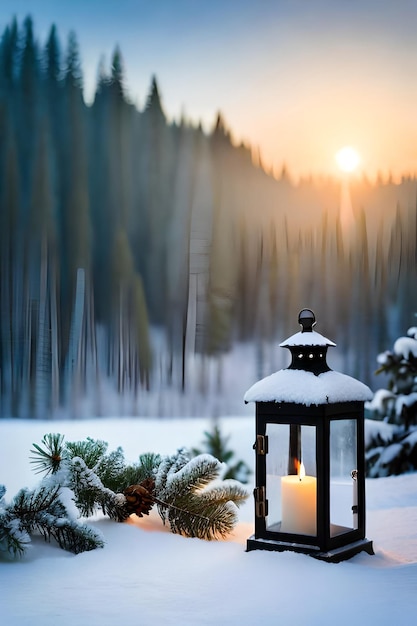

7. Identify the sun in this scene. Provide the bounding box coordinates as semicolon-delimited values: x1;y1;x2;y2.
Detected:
335;146;361;173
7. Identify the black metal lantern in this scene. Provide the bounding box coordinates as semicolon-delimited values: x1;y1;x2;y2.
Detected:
245;309;374;562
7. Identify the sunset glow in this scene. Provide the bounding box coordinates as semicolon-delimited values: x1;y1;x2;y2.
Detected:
335;147;361;173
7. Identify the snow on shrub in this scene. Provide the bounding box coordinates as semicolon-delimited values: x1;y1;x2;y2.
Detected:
366;323;417;477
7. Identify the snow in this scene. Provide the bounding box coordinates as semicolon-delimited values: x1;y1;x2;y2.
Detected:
244;369;373;405
364;418;395;448
366;388;396;414
375;443;404;467
1;416;417;625
396;392;417;414
404;429;417;447
279;329;336;347
393;336;417;359
376;351;390;365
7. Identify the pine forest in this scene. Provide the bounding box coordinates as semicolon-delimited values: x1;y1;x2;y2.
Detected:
1;16;417;418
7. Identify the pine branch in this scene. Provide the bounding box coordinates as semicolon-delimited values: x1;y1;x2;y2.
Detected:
0;511;31;558
137;452;162;480
11;485;65;526
115;464;152;492
156;451;219;502
97;451;161;494
1;484;103;558
196;480;248;505
66;441;160;495
152;495;210;524
26;435;248;548
65;437;108;469
94;446;126;491
30;433;65;475
33;515;104;554
163;495;238;540
68;457;129;521
154;451;248;539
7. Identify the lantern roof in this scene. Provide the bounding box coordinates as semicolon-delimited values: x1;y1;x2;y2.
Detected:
244;369;373;406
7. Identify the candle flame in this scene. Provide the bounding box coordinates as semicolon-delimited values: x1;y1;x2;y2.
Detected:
298;462;306;481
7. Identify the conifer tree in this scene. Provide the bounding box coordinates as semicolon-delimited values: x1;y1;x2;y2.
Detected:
165;121;196;389
140;75;172;323
145;75;164;117
0;115;21;415
18;16;40;202
0;18;19;91
44;24;61;84
110;45;124;100
89;58;113;325
59;30;91;394
207;112;237;354
95;54;108;96
29;120;56;416
64;31;83;91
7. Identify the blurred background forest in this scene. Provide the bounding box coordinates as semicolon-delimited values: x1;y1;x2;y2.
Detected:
1;17;416;418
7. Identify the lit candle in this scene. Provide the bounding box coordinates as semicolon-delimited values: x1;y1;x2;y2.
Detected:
281;463;317;535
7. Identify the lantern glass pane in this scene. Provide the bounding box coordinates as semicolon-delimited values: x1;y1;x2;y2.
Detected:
330;418;357;536
265;423;317;536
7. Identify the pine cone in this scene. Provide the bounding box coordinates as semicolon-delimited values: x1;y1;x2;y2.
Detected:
124;478;155;517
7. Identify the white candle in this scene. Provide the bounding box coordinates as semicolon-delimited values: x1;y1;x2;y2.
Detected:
280;464;317;535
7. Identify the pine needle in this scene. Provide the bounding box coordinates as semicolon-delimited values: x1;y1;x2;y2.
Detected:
153;495;210;523
30;433;65;475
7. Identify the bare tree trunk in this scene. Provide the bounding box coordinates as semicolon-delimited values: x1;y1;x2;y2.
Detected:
64;267;85;415
50;260;59;414
34;234;49;418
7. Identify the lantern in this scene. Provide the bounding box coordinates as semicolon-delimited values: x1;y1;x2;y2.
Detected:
245;309;374;562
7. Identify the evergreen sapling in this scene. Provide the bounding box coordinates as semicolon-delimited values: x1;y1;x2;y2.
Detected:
366;322;417;476
191;424;251;484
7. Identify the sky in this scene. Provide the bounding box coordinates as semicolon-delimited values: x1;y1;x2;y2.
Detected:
2;0;417;179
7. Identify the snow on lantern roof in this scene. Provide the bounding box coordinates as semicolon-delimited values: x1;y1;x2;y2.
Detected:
280;330;336;348
244;369;373;406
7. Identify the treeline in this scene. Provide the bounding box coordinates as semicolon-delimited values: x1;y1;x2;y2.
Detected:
0;16;416;417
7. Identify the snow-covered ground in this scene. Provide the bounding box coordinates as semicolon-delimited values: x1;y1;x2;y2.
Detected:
1;417;417;625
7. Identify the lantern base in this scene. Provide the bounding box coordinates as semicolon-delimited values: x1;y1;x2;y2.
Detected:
246;535;374;563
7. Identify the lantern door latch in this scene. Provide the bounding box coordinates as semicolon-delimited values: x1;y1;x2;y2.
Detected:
253;434;268;455
254;486;268;518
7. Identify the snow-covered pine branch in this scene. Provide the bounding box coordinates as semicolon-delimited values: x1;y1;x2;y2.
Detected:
1;433;249;558
0;483;104;559
68;456;129;521
154;449;248;539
